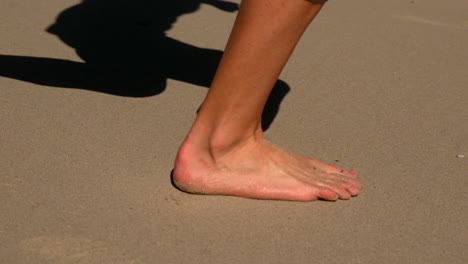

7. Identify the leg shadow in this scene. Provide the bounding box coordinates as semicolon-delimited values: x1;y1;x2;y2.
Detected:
0;0;290;129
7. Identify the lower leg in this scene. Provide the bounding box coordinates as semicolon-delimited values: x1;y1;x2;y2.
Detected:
193;0;325;153
173;0;362;201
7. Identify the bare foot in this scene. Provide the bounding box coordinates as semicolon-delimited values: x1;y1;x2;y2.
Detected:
173;136;362;201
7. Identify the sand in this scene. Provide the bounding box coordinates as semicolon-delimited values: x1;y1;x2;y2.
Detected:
1;0;467;263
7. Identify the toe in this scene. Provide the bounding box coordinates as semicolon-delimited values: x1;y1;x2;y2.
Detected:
344;183;360;197
347;170;358;178
322;175;361;198
318;188;339;201
325;182;352;200
336;187;351;200
337;169;358;178
344;180;363;196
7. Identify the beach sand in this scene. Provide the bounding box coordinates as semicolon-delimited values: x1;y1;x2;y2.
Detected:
1;0;467;263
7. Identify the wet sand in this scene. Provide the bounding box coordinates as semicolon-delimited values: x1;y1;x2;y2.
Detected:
1;0;467;263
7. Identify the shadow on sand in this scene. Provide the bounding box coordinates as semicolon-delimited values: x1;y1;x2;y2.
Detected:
0;0;290;130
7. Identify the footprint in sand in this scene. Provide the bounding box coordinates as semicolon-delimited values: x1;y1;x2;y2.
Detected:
395;15;468;30
19;236;137;264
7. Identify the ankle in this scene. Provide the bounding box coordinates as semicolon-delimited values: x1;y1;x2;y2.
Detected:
185;120;263;158
210;132;259;157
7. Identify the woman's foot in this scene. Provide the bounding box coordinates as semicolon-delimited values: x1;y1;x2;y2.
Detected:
173;134;362;201
171;0;362;202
